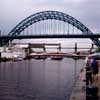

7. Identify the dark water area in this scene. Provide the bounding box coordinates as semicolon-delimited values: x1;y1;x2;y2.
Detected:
0;58;84;100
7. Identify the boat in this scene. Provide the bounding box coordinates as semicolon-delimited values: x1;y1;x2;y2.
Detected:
34;55;47;60
29;53;47;60
16;56;23;61
13;55;23;61
51;56;63;60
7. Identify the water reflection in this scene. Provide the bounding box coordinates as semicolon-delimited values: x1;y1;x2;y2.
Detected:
0;58;84;100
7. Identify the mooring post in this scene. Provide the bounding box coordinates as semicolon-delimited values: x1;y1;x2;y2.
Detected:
59;43;61;51
43;43;46;52
29;44;32;54
75;43;77;53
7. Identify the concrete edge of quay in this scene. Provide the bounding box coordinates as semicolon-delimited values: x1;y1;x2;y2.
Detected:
69;66;86;100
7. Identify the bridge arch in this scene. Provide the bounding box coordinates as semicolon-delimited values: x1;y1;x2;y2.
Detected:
8;11;100;46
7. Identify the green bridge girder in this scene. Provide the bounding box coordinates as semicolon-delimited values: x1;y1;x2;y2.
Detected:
1;11;100;47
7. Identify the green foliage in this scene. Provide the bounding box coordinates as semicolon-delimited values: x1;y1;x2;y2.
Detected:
95;48;100;53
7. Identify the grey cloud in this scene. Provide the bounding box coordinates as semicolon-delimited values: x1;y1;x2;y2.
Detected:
0;0;100;34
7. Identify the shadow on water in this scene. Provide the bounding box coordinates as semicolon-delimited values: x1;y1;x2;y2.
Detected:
0;58;84;100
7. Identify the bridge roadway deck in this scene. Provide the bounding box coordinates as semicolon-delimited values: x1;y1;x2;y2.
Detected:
1;34;100;39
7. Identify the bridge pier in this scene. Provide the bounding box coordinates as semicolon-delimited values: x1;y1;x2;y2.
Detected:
0;40;2;47
75;43;77;53
43;46;46;52
0;40;5;47
0;30;1;47
0;52;1;62
89;43;94;53
8;40;12;47
24;48;31;58
0;30;3;47
0;39;9;47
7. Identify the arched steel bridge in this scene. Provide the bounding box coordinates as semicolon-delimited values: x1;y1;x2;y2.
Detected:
1;11;100;47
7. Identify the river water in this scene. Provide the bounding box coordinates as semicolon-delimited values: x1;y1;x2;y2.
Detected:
0;58;84;100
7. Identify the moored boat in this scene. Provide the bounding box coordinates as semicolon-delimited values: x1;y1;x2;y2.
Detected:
51;56;63;60
34;55;47;60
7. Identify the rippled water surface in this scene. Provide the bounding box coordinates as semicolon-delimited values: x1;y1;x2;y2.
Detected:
0;58;84;100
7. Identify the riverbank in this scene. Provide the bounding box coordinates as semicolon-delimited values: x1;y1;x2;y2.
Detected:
0;53;86;62
0;57;13;62
96;68;100;100
69;60;100;100
89;61;100;100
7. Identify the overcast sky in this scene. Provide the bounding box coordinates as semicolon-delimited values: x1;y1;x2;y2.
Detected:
0;0;100;35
